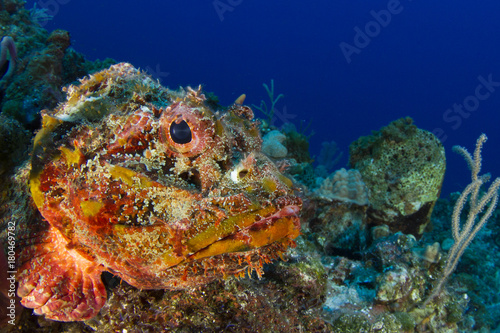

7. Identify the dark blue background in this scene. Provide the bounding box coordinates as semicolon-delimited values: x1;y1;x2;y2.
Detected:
26;0;500;196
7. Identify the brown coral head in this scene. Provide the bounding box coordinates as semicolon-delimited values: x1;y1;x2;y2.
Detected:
160;102;215;157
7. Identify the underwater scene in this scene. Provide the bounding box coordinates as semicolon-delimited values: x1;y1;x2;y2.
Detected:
1;0;500;332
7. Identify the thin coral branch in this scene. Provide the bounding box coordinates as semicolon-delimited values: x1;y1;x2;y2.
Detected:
252;79;284;124
424;134;500;306
28;3;54;26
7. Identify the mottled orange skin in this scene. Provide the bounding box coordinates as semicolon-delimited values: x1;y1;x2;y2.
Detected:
17;63;301;321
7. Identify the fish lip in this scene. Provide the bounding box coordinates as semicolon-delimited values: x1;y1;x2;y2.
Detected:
233;193;302;235
246;204;301;230
214;203;302;245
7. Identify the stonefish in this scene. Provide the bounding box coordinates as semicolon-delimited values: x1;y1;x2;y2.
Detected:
16;63;301;321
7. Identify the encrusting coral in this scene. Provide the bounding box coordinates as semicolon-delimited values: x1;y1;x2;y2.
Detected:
350;117;446;237
262;129;288;158
305;169;370;254
314;168;369;206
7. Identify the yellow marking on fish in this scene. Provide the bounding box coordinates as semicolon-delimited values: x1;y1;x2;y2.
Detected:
80;200;104;217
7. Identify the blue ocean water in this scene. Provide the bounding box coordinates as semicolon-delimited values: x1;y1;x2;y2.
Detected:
26;0;500;196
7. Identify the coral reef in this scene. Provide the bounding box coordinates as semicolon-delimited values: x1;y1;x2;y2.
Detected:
0;113;30;175
298;169;369;255
314;168;369;206
306;200;368;254
275;123;317;188
426;195;500;331
0;3;114;128
2;105;499;331
84;254;330;332
320;231;467;332
350;117;446;237
7;251;332;332
425;134;500;305
0;5;499;329
262;129;288;158
0;0;24;14
282;122;313;164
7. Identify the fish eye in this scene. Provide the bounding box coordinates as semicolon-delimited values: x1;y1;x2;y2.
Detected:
170;120;192;144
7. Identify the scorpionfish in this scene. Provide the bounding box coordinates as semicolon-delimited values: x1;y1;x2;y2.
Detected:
16;63;301;321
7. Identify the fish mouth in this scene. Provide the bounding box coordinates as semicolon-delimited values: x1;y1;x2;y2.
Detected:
110;201;302;290
185;202;302;263
104;202;302;290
